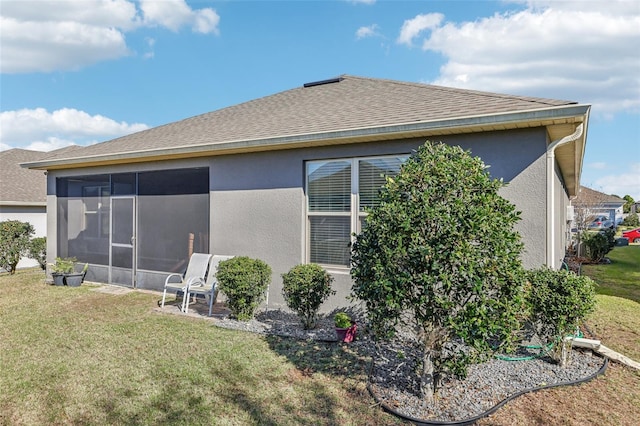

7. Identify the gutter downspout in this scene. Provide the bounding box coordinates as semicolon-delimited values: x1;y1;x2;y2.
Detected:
546;123;584;268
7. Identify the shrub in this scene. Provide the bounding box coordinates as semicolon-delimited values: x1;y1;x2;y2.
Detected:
622;214;639;227
351;141;526;401
50;257;76;274
28;237;47;270
583;228;615;262
0;220;35;275
216;256;272;321
526;267;597;366
282;263;335;329
334;312;352;328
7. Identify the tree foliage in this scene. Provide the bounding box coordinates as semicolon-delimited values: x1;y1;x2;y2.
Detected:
622;195;635;214
350;141;526;401
0;220;35;275
28;237;47;270
622;213;639;227
216;256;272;321
282;263;335;329
526;267;596;366
583;229;615;262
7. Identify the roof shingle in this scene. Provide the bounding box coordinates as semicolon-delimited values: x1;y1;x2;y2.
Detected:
34;75;577;164
0;149;48;204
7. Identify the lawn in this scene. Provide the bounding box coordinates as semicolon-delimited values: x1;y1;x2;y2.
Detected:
1;264;639;426
582;244;640;304
0;269;403;426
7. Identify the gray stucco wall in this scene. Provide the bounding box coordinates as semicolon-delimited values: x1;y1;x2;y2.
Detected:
206;127;549;311
553;161;570;269
45;127;552;312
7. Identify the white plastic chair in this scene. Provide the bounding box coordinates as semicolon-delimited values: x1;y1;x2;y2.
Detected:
184;255;234;316
161;253;212;312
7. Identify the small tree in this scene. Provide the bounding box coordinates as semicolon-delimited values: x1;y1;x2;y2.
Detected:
622;214;639;227
28;237;47;270
571;187;612;257
282;264;335;329
0;220;35;274
622;195;634;214
583;228;615;262
351;141;526;402
526;267;596;367
216;256;272;321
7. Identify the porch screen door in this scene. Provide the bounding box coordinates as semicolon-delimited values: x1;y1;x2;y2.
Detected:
110;196;136;287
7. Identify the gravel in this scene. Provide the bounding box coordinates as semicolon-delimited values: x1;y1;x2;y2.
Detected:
210;309;606;424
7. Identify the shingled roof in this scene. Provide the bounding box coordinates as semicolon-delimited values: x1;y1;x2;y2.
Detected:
0;149;48;205
22;75;590;196
575;186;625;206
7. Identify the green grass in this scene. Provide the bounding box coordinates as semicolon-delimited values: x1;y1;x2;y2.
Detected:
580;245;640;363
3;255;639;426
0;269;402;426
581;245;640;304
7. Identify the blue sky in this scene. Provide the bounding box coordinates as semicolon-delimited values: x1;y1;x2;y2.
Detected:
1;0;639;199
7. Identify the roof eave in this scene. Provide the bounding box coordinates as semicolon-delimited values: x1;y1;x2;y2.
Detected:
0;201;47;207
22;104;591;171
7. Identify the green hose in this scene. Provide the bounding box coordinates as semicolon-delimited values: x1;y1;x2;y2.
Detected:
495;329;584;361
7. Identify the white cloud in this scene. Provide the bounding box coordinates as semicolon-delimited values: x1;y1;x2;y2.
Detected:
0;108;148;151
139;0;219;34
356;24;380;39
587;162;608;170
593;164;640;200
0;0;220;73
401;1;640;115
193;8;221;35
25;137;79;153
397;13;444;46
347;0;376;4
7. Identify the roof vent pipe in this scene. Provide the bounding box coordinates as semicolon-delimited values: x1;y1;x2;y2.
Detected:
546;123;584;268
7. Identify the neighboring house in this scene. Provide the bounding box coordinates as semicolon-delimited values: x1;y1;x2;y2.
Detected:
0;149;48;269
1;146;84;270
23;75;590;310
573;186;625;227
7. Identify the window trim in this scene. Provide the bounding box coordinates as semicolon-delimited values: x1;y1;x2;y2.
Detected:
305;154;409;270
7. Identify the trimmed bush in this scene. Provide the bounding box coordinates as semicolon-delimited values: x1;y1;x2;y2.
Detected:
351;141;526;401
526;267;596;366
216;256;272;321
0;220;35;275
282;264;335;329
28;237;47;270
622;214;639;227
583;228;615;262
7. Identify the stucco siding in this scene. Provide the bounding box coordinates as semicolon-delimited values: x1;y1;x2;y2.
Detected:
553;161;570;269
205;128;548;311
44;127;552;311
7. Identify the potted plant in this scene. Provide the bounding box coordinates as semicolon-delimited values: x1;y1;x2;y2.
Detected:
64;262;88;287
49;257;75;286
334;311;357;343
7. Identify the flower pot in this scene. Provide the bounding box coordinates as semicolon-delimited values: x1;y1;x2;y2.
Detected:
52;273;65;286
335;323;357;343
64;273;84;287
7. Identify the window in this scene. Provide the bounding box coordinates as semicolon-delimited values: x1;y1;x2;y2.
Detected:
306;155;408;267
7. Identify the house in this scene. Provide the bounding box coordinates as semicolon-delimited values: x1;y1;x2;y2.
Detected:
0;149;48;269
573;186;625;227
1;146;84;270
22;75;590;310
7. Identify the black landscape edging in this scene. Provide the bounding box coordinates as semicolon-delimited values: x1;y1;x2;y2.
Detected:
367;355;609;426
